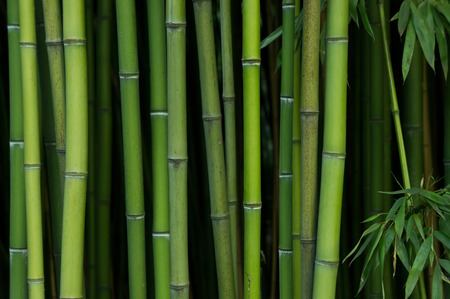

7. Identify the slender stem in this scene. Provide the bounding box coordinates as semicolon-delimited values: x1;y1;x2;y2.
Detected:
242;0;261;294
8;0;27;296
166;0;189;296
292;0;302;297
59;0;88;297
312;0;349;296
19;0;46;296
300;0;321;297
96;0;113;297
278;0;295;296
219;0;239;292
148;0;170;296
115;0;148;297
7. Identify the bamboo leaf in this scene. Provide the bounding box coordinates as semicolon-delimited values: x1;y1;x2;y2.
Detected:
406;216;414;241
413;214;425;241
358;0;374;38
405;235;433;298
349;230;378;266
361;224;385;272
439;259;450;274
421;189;450;206
350;0;359;26
396;237;411;271
411;2;435;71
435;231;450;251
395;197;406;239
384;227;395;254
411;230;420;250
402;20;416;80
439;217;450;237
362;213;385;223
432;264;443;299
433;2;450;26
426;199;446;219
381;188;422;195
344;222;381;263
398;0;411;36
387;197;405;220
261;26;282;49
357;255;375;294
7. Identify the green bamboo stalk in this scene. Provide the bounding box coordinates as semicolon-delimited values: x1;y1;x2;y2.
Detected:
300;0;320;297
85;0;96;296
115;0;147;298
59;0;88;297
192;1;236;297
19;0;45;296
242;0;261;294
148;0;170;296
219;0;239;292
166;0;189;295
96;0;113;297
403;44;423;189
312;0;349;297
278;0;295;296
368;1;384;296
8;0;27;296
292;0;302;296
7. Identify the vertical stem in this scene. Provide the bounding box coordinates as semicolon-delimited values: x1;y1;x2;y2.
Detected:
242;0;261;295
59;0;88;297
19;0;46;296
192;0;236;297
292;0;302;296
115;0;148;297
166;0;189;296
8;0;28;297
219;0;239;292
312;0;349;297
96;0;113;297
148;0;170;296
300;0;321;296
278;0;295;296
85;0;96;296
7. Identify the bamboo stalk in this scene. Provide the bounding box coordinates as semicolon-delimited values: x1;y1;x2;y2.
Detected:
242;0;261;294
148;0;170;296
115;0;148;297
166;0;189;294
278;0;295;296
192;0;236;297
292;0;302;296
8;0;27;296
96;0;113;297
300;0;321;297
312;0;349;296
219;0;239;292
59;0;88;297
19;0;46;296
85;0;96;296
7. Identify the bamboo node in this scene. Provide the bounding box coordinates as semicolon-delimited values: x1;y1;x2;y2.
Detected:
45;40;63;47
165;22;187;28
279;173;293;179
222;95;235;102
27;278;45;284
7;24;20;30
278;249;293;255
24;163;42;170
280;96;294;103
19;42;37;48
9;248;27;254
228;201;238;206
210;214;230;221
315;259;339;267
325;37;348;43
300;110;319;115
63;39;86;46
281;3;296;9
202;115;222;122
300;238;317;244
152;232;170;238
168;157;188;165
65;172;88;179
243;203;262;210
170;283;190;290
322;151;346;159
126;213;145;220
241;58;261;66
150;111;168;117
119;72;139;79
9;141;24;148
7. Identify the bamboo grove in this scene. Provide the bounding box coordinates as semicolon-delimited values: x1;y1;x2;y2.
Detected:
1;0;450;298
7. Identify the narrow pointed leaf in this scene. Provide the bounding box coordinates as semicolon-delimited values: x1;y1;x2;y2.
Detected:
411;2;435;70
396;237;411;271
387;197;405;220
433;3;450;25
350;0;359;26
435;231;450;251
344;222;381;263
358;0;373;37
381;188;422;195
357;256;375;294
398;0;411;36
410;230;420;250
432;264;443;299
406;216;414;241
261;27;282;49
421;189;449;206
349;230;378;265
395;197;406;239
413;214;425;241
405;235;433;298
402;20;416;80
439;259;450;274
362;213;385;223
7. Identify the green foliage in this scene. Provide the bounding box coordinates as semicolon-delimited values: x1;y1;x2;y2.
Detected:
345;185;450;298
392;0;450;80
